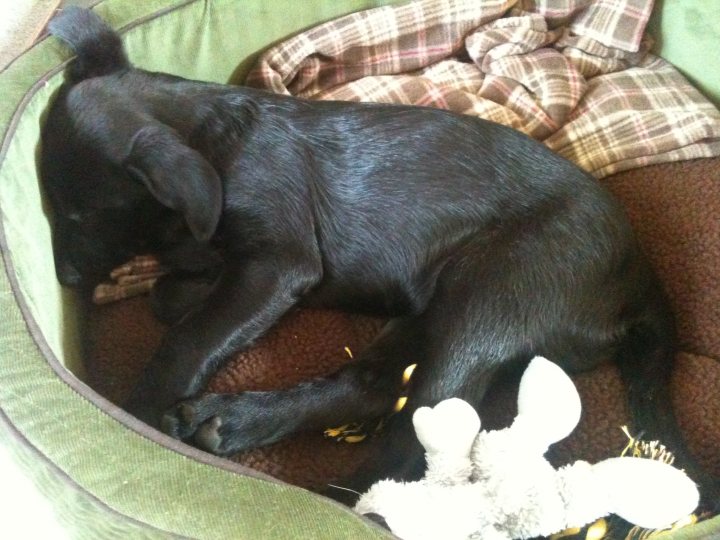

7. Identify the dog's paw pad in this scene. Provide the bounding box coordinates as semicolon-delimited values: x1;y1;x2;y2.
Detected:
160;402;200;440
178;402;196;425
195;416;223;453
160;411;180;437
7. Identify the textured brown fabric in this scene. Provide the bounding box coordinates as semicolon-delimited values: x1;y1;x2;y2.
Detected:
84;157;720;489
601;156;720;476
603;158;720;359
85;300;385;490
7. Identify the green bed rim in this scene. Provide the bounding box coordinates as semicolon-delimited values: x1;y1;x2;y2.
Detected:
0;404;191;539
0;0;717;538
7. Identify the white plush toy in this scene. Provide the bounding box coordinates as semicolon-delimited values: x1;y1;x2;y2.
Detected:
355;357;699;540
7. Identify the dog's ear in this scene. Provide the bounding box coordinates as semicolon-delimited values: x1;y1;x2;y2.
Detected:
125;125;222;242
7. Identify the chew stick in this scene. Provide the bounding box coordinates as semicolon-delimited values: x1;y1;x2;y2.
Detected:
93;255;167;304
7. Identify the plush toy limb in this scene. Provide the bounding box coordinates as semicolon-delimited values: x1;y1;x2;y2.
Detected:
591;457;699;529
555;457;700;531
555;460;613;529
514;357;581;452
413;398;480;455
413;398;480;485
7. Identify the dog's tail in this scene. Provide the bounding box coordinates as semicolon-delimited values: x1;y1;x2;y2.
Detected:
48;6;129;82
616;288;719;507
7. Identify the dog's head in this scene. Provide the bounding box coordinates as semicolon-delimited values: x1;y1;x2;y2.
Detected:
40;7;223;288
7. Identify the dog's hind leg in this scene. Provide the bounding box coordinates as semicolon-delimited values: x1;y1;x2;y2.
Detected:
331;225;667;501
327;234;572;499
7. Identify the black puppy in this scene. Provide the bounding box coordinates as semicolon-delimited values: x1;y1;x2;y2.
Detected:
42;7;714;502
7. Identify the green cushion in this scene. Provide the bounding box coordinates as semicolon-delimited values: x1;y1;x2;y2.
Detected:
648;0;720;107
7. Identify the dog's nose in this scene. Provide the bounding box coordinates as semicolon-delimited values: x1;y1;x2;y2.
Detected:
57;260;83;287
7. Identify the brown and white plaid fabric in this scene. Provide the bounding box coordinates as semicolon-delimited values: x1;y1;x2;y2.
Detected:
245;0;720;177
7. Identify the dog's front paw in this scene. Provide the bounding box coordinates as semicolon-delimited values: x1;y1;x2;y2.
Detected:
161;394;230;451
160;392;284;455
160;401;206;440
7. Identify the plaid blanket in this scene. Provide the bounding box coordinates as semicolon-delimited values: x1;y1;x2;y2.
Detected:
245;0;720;177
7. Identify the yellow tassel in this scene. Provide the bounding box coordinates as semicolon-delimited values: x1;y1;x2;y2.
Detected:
586;519;607;540
344;346;353;359
402;363;417;385
394;396;408;413
324;425;350;438
619;426;674;465
620;425;637;457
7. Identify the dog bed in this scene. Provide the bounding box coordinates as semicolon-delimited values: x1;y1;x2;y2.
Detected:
0;0;719;539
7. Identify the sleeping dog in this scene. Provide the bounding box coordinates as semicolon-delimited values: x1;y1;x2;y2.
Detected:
41;7;716;502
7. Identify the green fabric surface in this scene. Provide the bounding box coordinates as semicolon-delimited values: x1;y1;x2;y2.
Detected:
649;0;720;107
0;0;717;538
666;516;720;540
0;74;84;375
0;410;179;539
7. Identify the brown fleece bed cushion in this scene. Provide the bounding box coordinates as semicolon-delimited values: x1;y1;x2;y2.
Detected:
84;156;720;491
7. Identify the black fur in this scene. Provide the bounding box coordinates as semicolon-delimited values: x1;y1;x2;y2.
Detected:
41;8;717;505
49;6;129;82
